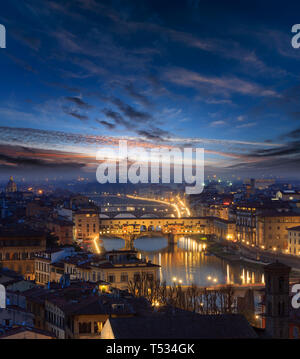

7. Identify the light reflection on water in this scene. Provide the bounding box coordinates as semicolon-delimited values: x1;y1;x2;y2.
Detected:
101;236;264;286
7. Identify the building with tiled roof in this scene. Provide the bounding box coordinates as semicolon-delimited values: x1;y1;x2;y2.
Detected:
62;250;160;290
41;280;147;339
0;325;55;339
34;247;76;286
0;226;46;280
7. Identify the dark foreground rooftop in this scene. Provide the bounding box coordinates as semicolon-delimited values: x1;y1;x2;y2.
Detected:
107;313;258;339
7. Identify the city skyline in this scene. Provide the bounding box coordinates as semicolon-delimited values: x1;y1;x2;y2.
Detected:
1;1;300;179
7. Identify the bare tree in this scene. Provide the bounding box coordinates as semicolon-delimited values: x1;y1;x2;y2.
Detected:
127;277;238;315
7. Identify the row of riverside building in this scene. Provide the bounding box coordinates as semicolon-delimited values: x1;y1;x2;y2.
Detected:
190;197;300;255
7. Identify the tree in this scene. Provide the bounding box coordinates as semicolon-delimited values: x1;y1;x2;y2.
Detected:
127;275;238;315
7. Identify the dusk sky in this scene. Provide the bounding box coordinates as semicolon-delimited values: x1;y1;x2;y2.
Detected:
1;0;300;179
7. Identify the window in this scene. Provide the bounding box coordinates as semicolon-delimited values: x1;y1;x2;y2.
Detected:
279;277;284;292
268;301;272;316
121;273;128;282
134;273;141;282
108;274;115;283
278;302;285;316
147;273;154;281
79;322;91;334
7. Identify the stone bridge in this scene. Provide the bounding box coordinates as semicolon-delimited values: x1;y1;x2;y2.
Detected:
99;215;237;244
99;216;213;248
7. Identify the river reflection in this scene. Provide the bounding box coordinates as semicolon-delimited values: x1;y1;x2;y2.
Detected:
101;236;265;287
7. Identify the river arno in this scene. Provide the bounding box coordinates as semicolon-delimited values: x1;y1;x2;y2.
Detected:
101;236;265;287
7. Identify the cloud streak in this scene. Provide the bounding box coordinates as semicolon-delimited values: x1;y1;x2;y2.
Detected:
163;68;279;98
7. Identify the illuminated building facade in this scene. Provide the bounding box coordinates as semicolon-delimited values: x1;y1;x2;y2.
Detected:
256;211;300;250
74;209;100;241
236;206;258;245
287;226;300;256
213;218;236;241
236;204;300;250
0;227;46;280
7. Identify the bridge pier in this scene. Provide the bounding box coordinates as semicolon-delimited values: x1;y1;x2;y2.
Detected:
168;233;179;246
124;239;135;250
123;234;136;250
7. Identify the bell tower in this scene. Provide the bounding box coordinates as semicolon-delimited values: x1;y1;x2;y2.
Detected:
264;261;291;338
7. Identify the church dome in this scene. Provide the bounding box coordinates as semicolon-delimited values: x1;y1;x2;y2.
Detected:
6;176;17;193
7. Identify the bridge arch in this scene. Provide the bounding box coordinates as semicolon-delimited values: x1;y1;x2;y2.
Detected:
12;253;19;260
